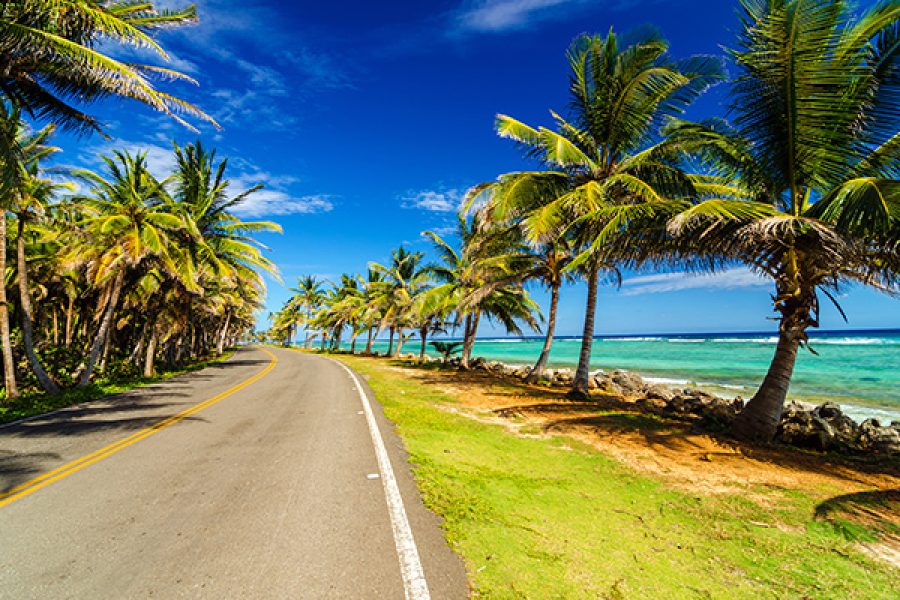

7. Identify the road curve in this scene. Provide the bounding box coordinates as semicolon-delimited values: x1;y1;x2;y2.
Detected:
0;346;467;599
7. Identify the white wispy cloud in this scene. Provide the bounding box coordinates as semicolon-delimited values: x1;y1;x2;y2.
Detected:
456;0;576;32
227;172;334;218
454;0;649;34
400;188;463;212
77;139;177;179
620;268;770;297
73;139;333;218
228;191;334;218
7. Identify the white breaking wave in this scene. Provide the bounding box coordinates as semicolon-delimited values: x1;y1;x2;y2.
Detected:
812;337;897;345
710;337;779;344
644;376;691;386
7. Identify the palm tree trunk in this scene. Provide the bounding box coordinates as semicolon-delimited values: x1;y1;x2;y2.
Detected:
79;270;125;387
0;214;18;399
216;312;231;355
98;327;111;373
51;307;59;346
129;330;146;366
333;325;343;351
144;327;158;378
570;261;600;399
732;327;803;441
393;328;404;357
419;326;428;362
461;311;481;369
527;283;560;383
350;333;358;354
387;326;395;357
304;308;312;348
64;295;75;348
365;327;375;354
16;217;59;394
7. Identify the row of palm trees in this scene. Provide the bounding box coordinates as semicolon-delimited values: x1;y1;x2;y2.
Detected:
1;125;277;398
276;0;899;443
271;227;542;368
0;2;276;399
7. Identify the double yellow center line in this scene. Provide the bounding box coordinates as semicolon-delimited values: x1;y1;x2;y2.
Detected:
0;347;277;509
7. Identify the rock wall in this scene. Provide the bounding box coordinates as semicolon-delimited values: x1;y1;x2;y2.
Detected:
423;356;900;456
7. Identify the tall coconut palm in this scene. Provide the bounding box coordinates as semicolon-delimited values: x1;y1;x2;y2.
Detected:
476;30;724;396
518;240;579;382
424;216;540;367
361;267;386;354
72;150;186;386
9;121;72;394
171;140;280;355
290;275;326;348
0;1;214;133
663;0;900;440
370;247;429;357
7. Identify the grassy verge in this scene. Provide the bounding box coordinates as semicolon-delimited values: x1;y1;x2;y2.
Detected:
333;353;898;599
0;351;236;425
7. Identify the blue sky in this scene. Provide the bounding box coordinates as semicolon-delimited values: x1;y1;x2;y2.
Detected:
53;0;898;336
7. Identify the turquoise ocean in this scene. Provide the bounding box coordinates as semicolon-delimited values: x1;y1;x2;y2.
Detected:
359;329;900;422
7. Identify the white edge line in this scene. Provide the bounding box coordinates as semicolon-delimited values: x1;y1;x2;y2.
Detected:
331;358;431;600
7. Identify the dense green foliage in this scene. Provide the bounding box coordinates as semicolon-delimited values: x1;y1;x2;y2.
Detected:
0;2;278;403
0;129;278;401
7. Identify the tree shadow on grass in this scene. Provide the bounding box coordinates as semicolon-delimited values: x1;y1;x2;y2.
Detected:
535;408;900;482
814;489;900;543
365;357;900;483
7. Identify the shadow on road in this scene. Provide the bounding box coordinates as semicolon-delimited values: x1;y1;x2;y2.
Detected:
0;450;63;494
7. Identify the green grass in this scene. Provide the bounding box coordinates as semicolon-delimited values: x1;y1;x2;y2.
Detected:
333;354;899;599
0;351;236;425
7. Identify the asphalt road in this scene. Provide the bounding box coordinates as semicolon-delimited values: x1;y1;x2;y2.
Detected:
0;346;467;599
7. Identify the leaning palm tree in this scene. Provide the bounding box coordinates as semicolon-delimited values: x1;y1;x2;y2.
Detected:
663;0;900;441
518;240;578;382
0;1;214;134
424;216;540;367
473;30;724;397
9;120;72;394
72;150;186;386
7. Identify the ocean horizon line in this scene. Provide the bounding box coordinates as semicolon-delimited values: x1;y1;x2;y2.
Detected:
363;326;900;344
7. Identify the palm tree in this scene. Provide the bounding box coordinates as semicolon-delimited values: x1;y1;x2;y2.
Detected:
370;247;429;357
475;30;724;396
663;0;900;441
518;240;578;382
0;1;214;133
361;267;385;354
170;140;280;356
290;275;326;348
72;150;186;386
424;216;540;368
8;116;71;394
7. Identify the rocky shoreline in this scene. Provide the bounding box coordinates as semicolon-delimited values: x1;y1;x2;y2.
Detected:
413;355;900;456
